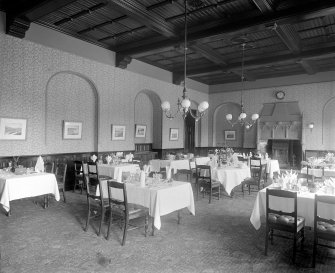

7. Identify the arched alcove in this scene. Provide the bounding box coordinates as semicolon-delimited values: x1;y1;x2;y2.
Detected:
322;97;335;148
45;71;99;153
134;90;162;149
213;102;244;147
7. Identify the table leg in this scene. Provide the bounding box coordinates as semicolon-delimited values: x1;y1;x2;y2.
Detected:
177;210;181;224
151;217;155;236
6;209;11;217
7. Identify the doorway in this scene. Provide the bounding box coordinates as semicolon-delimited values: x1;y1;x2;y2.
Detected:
184;110;195;153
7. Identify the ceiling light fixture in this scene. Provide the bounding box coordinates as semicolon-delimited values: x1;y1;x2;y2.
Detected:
161;0;209;122
226;40;259;129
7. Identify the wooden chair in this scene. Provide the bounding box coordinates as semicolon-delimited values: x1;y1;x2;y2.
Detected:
195;164;220;203
312;195;335;267
73;160;84;194
55;163;67;203
44;161;55;173
43;161;55;208
176;159;195;182
242;157;266;195
106;180;148;245
265;189;305;264
84;162;109;236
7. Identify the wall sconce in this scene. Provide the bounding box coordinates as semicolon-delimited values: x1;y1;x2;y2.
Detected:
308;122;314;131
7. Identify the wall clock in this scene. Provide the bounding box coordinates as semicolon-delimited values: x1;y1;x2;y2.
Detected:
275;90;285;100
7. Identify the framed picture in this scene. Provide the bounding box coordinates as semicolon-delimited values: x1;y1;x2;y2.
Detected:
224;130;236;141
0;118;27;140
63;121;82;139
169;128;179;141
112;125;126;140
135;124;146;138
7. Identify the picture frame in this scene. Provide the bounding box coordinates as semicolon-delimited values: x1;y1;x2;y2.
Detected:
112;125;126;140
169;128;179;141
224;130;236;141
0;118;27;140
63;121;82;139
135;124;146;138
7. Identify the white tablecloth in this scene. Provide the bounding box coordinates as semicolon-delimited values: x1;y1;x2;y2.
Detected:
99;180;195;230
194;157;210;166
0;172;60;212
212;166;251;196
98;164;140;182
301;167;335;178
149;159;190;174
250;187;335;230
261;159;280;179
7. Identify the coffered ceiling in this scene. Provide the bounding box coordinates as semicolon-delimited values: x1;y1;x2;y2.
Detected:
1;0;335;85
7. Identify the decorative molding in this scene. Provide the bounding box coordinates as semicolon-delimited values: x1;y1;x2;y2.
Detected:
115;54;132;69
6;16;30;39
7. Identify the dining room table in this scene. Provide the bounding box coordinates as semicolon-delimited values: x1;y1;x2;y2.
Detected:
97;178;195;233
0;170;60;216
262;159;280;179
211;165;251;196
301;166;335;178
149;159;191;174
98;163;140;182
250;185;335;229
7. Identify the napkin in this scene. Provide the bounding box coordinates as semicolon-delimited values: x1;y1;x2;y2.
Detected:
106;155;112;164
125;153;134;162
35;156;44;172
140;171;146;187
117;170;123;182
143;165;150;174
90;154;97;162
166;166;172;180
324;178;335;194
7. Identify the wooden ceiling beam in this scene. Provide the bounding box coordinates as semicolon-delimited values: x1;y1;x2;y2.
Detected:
106;0;177;38
272;23;301;54
251;0;274;13
190;43;228;66
11;0;78;21
54;2;107;26
116;0;335;56
4;0;78;38
298;60;318;74
183;45;335;76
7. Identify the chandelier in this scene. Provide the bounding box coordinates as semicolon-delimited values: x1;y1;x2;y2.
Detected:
161;0;209;122
226;41;259;129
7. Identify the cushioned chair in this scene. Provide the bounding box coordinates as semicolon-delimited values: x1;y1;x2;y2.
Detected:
242;157;266;195
312;194;335;267
106;180;148;245
265;189;305;264
84;162;109;236
195;164;220;203
73;160;85;194
55;163;67;203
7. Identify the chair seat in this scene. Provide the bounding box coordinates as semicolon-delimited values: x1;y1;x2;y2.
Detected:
199;180;220;188
243;177;261;185
268;213;305;231
99;175;113;180
317;221;335;234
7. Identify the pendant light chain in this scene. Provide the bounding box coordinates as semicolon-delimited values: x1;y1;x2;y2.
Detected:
160;0;209;120
240;43;245;111
183;0;188;96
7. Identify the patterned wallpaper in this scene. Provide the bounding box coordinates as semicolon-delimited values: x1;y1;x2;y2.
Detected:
209;81;335;151
0;31;209;156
